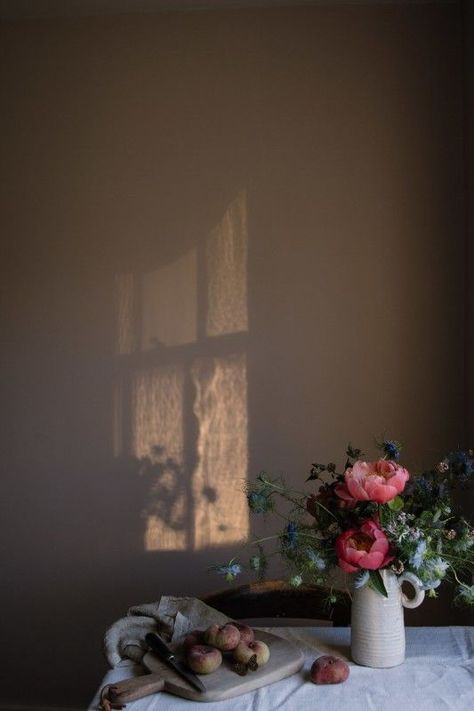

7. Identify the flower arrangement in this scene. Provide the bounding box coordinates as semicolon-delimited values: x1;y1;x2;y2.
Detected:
214;440;474;604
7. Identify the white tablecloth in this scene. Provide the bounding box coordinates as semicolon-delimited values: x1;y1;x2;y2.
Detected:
89;626;474;711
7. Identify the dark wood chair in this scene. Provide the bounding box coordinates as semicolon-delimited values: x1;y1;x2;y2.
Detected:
202;579;351;627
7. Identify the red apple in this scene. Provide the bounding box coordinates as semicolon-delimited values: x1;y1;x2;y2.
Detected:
204;623;241;651
310;655;349;684
187;644;222;674
232;640;270;666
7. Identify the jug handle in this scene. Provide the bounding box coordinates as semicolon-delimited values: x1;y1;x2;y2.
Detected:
398;571;425;609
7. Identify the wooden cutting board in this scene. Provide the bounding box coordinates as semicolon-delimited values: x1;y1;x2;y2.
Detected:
107;629;305;704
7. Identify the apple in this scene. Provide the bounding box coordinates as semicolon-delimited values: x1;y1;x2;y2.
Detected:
204;623;241;651
187;644;223;674
182;629;205;652
232;640;270;666
232;622;255;644
309;655;350;684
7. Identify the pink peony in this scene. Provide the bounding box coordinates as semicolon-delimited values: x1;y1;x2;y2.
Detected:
336;520;394;573
335;459;409;505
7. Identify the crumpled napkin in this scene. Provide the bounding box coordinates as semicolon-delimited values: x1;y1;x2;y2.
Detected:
104;596;231;667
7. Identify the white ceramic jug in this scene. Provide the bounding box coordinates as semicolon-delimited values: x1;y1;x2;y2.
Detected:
351;569;425;668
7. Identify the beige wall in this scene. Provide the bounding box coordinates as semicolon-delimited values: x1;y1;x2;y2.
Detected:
0;4;469;706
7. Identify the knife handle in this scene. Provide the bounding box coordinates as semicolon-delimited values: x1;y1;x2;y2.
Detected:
145;632;175;661
106;672;165;704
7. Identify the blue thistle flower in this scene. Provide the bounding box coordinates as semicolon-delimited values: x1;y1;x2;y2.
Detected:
285;522;298;550
247;491;272;513
382;439;401;461
214;561;241;582
415;477;433;496
447;450;474;484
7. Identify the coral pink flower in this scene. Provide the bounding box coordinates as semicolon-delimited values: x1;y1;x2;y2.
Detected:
336;520;394;573
335;459;409;505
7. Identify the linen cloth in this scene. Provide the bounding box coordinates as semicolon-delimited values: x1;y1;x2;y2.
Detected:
89;626;474;711
104;597;230;667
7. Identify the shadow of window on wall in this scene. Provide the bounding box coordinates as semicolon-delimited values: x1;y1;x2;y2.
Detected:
113;191;249;552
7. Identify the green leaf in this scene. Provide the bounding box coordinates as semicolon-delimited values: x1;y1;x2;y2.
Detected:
346;443;363;459
368;570;388;598
387;496;404;511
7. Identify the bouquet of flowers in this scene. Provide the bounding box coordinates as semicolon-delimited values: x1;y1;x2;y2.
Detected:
214;439;474;604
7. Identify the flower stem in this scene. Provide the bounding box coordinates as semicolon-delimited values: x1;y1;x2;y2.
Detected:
246;534;281;546
439;552;474;565
243;529;332;555
259;476;339;521
447;563;463;586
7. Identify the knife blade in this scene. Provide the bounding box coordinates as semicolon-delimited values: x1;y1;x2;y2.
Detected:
145;632;206;693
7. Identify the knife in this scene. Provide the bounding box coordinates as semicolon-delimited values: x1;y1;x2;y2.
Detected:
145;632;206;693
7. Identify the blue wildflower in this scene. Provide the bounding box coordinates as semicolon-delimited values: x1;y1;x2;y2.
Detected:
421;578;442;591
354;570;370;588
289;574;303;587
305;548;326;571
419;557;449;590
285;522;298;550
447;450;474;484
247;491;272;513
415;477;433;496
425;557;449;578
249;555;263;571
382;440;401;461
410;540;427;569
215;561;242;582
455;583;474;605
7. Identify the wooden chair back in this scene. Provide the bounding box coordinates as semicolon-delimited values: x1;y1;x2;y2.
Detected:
202;580;351;627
